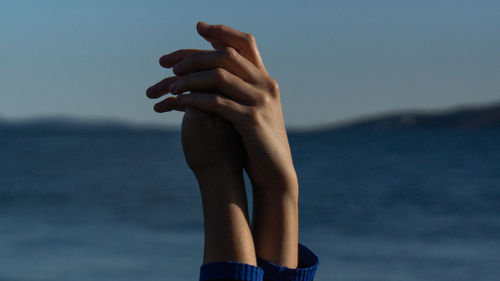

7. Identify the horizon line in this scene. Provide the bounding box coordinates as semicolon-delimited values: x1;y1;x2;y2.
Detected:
1;100;499;132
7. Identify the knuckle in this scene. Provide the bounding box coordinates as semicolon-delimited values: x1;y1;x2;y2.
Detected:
244;107;260;124
244;33;256;45
254;91;270;105
266;77;280;96
213;24;227;35
212;95;228;107
221;47;237;60
218;25;228;32
212;68;228;85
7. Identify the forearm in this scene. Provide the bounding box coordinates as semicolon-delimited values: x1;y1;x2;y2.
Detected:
196;170;257;265
251;177;299;268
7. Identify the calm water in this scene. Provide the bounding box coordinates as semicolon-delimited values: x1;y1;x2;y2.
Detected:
1;129;499;281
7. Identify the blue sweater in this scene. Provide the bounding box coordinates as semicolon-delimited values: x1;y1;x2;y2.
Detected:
199;244;318;281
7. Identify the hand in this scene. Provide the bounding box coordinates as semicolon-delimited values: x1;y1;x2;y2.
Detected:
147;22;298;198
146;22;299;267
181;105;245;178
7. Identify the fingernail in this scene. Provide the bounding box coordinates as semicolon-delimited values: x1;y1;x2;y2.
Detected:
197;21;206;31
154;103;161;112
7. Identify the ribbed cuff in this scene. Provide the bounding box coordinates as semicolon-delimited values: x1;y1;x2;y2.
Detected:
200;261;264;281
257;244;319;281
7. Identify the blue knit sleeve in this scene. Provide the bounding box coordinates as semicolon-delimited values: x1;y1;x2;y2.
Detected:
257;244;319;281
199;261;264;281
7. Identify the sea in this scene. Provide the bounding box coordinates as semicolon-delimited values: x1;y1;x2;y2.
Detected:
1;128;499;281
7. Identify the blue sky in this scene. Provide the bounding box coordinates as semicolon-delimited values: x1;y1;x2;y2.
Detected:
1;0;499;128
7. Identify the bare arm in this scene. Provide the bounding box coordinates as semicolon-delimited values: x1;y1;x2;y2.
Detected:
196;170;255;264
148;22;299;268
251;181;298;268
181;108;257;265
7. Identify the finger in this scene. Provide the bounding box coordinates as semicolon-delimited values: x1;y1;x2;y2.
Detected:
172;47;260;83
154;96;185;113
159;49;211;68
176;92;246;123
170;68;258;105
196;22;267;72
206;38;226;50
146;76;180;99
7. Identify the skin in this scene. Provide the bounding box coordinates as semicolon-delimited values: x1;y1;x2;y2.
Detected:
182;108;256;265
146;22;299;268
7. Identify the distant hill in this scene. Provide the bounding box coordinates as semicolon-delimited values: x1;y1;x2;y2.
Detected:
0;116;176;136
1;103;500;136
333;103;500;131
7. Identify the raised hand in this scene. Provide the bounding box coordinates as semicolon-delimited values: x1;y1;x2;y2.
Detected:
148;22;298;197
146;22;299;268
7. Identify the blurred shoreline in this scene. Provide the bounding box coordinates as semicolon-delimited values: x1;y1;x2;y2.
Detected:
1;102;499;136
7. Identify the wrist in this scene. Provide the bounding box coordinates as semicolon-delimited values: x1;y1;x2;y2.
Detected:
253;186;298;209
251;169;299;201
195;165;243;184
251;178;299;268
196;168;247;200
